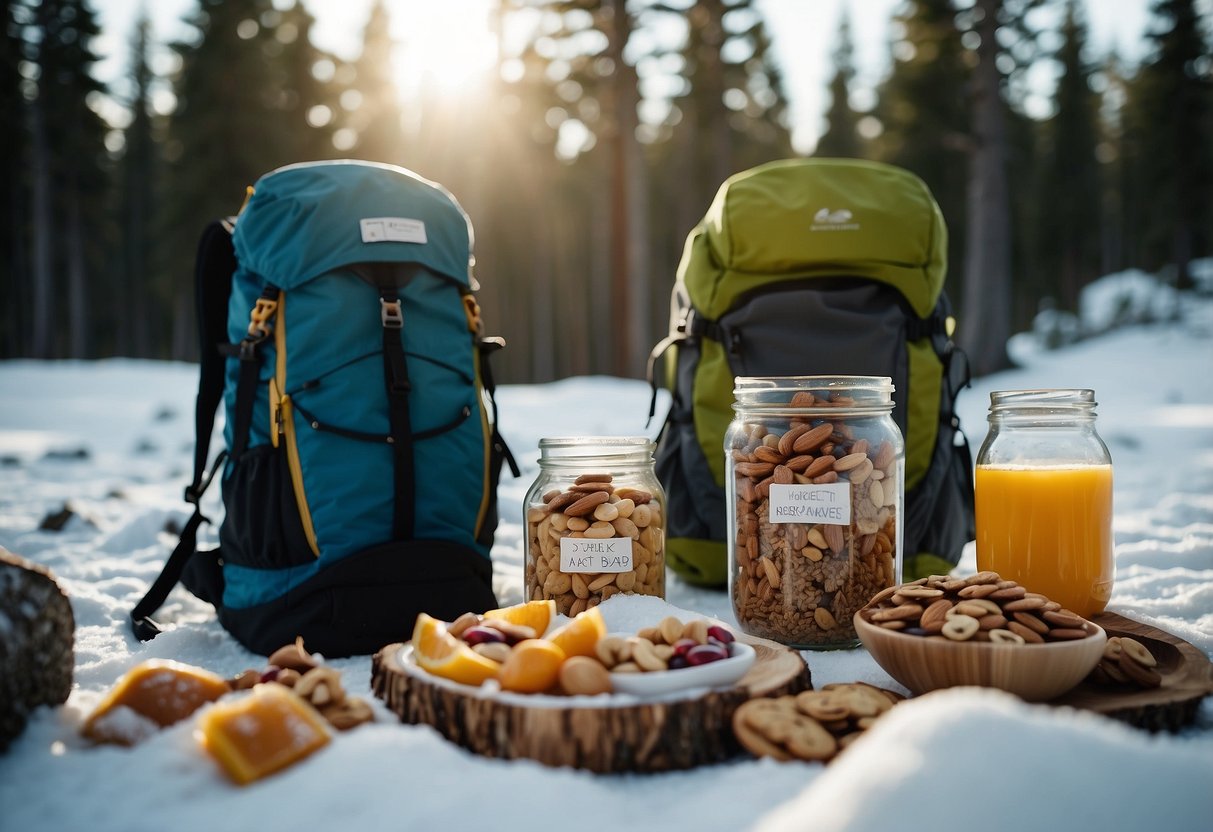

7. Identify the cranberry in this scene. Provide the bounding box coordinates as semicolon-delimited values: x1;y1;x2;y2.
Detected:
667;655;690;670
259;665;281;683
686;644;730;666
461;626;507;646
672;638;698;657
707;625;735;645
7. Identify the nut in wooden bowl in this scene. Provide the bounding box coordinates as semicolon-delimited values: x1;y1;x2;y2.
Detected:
854;573;1107;702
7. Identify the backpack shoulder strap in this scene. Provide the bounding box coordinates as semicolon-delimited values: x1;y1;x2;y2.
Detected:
130;219;237;641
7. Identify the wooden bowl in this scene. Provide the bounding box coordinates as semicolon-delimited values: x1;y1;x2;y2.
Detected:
854;611;1107;702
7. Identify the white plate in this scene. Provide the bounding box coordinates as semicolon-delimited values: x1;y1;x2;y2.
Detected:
608;641;756;696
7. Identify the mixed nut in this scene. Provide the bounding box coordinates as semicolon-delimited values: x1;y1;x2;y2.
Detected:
525;474;665;616
228;636;375;731
858;572;1097;644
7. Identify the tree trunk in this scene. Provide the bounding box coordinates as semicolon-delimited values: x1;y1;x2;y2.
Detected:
28;89;54;358
604;0;648;378
66;169;89;358
959;0;1012;377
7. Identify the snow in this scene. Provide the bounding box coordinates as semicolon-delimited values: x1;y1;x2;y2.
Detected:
1;294;1212;831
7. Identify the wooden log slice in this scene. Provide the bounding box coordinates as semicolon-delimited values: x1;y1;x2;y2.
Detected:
1053;611;1213;732
371;634;811;773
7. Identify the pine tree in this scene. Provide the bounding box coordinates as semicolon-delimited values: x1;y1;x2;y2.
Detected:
26;0;108;358
1126;0;1212;289
342;0;403;165
505;0;650;377
119;10;156;357
873;0;970;307
163;0;333;358
959;0;1011;375
816;9;862;158
1037;0;1102;313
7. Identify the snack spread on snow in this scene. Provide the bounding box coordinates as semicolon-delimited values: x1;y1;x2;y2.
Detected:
858;572;1098;644
732;682;903;763
409;601;741;696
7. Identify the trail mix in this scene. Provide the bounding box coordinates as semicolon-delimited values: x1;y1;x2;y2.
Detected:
730;392;900;647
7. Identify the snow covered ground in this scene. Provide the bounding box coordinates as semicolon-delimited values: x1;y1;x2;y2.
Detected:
1;295;1211;831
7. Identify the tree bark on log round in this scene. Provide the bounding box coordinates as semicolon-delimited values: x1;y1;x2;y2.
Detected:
1;548;74;751
372;635;811;773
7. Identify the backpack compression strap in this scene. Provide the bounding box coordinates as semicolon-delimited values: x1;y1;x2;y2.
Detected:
380;286;416;539
130;219;238;641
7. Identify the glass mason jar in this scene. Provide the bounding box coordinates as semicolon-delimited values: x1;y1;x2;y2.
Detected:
523;437;666;617
975;389;1114;619
726;376;904;650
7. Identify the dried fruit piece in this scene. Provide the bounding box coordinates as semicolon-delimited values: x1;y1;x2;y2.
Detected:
197;683;330;785
83;660;230;746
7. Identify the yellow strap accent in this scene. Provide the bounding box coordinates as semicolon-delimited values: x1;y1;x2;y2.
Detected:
238;185;255;216
273;292;319;557
472;344;493;541
269;377;281;449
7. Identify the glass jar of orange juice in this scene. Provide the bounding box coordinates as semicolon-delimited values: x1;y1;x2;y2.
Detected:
974;389;1113;618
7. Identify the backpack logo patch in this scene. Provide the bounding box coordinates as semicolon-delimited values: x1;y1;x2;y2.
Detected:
811;207;859;232
360;217;428;244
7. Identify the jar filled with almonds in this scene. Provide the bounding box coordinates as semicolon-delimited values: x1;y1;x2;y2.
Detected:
524;437;666;616
727;377;904;649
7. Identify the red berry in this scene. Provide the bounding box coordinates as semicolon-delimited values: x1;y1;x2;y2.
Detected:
259;666;281;683
686;644;729;666
672;638;698;657
462;626;507;646
707;625;735;645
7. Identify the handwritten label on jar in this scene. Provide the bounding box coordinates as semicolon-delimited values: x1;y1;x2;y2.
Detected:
560;537;634;573
769;483;852;525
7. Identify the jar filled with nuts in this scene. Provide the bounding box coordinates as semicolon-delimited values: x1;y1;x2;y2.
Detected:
524;437;666;616
727;377;904;649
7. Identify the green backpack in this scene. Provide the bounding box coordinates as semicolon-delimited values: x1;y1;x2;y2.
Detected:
649;158;974;586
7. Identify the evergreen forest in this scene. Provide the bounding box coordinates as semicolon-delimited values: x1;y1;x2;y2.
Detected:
2;0;1211;382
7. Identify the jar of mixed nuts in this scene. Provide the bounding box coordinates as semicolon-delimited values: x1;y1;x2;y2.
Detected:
524;437;666;616
727;377;904;649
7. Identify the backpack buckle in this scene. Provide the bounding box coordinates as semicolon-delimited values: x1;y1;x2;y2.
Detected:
381;298;403;329
247;297;278;338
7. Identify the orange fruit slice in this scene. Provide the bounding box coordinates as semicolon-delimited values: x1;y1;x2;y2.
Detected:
546;606;607;659
498;639;566;693
483;599;556;636
411;613;501;687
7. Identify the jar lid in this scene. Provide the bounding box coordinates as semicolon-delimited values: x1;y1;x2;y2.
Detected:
537;436;656;463
989;389;1096;411
733;375;894;413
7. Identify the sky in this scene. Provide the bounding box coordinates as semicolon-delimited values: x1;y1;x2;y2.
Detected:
0;271;1211;828
89;0;1162;153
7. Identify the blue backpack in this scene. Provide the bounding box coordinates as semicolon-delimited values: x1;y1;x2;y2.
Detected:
131;161;518;656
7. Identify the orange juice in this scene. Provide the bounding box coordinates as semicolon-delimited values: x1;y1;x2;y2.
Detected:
975;464;1113;618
